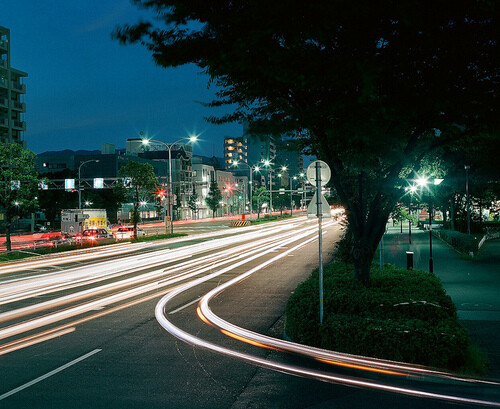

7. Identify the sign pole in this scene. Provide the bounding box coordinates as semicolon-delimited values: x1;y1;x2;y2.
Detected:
315;161;324;324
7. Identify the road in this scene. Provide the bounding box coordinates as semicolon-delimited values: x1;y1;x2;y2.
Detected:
0;217;499;408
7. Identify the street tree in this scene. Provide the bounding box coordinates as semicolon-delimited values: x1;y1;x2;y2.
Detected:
187;191;199;219
116;1;499;283
252;186;270;219
0;143;41;251
117;161;158;239
205;179;222;218
273;190;290;216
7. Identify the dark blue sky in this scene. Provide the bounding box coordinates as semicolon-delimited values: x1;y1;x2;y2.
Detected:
4;0;242;156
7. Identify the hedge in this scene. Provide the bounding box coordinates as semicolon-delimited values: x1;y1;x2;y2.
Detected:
437;229;480;255
285;262;470;370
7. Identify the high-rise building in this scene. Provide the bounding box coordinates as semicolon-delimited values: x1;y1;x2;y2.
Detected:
244;124;276;166
0;26;27;145
275;138;305;186
224;136;247;169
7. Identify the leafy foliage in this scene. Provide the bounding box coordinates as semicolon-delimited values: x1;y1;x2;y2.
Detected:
187;191;199;218
115;1;499;283
205;179;222;217
438;229;480;256
252;186;269;218
118;161;158;239
285;262;478;371
0;144;41;251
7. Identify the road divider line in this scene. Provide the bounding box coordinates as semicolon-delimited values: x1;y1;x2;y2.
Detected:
0;348;101;401
169;297;201;314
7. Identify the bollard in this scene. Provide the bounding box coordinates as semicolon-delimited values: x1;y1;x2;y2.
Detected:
406;251;414;270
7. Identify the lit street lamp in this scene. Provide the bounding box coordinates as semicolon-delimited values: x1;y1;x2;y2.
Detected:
465;165;471;235
263;160;285;216
417;177;444;273
78;159;99;209
404;185;417;244
231;160;258;220
142;134;197;234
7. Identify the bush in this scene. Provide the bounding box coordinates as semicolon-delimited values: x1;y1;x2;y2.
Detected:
332;223;353;263
319;315;468;369
438;229;480;255
285;262;475;372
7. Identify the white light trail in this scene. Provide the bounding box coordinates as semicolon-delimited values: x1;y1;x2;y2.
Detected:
155;221;500;407
0;219;320;343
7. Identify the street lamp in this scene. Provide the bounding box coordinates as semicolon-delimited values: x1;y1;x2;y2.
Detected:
262;160;285;216
465;165;471;235
231;160;258;220
404;185;417;244
78;159;99;209
142;134;197;234
417;177;443;273
277;165;294;214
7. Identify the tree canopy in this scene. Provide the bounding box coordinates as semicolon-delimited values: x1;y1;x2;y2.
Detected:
115;0;499;283
205;179;222;217
0;143;41;251
118;161;159;239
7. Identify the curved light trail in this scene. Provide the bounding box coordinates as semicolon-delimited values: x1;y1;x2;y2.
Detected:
155;221;500;407
0;218;319;346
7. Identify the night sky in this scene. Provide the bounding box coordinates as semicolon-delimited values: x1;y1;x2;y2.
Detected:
3;0;242;156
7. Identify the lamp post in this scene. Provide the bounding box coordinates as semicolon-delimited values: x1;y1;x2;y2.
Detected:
232;160;256;220
417;177;443;273
142;135;197;234
263;160;273;215
298;172;306;210
465;165;471;235
405;185;417;244
78;159;99;209
263;161;285;216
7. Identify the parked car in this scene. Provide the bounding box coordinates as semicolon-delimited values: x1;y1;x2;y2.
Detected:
114;226;147;240
76;228;112;241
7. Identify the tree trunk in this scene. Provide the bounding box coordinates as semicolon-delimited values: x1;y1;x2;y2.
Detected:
450;194;455;231
5;221;12;252
352;239;374;285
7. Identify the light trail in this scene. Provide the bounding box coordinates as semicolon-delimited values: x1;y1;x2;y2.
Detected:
197;252;500;385
155;221;500;407
0;327;76;356
0;219;308;307
0;218;319;348
0;216;309;276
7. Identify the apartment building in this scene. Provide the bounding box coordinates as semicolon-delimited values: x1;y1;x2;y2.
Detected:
223;136;247;170
0;26;27;145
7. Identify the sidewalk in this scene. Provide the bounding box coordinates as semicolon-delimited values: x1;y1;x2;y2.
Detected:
381;222;500;378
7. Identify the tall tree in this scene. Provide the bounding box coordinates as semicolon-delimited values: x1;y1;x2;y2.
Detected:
187;191;199;219
0;144;41;251
252;186;270;219
116;1;499;283
117;161;158;239
205;179;222;218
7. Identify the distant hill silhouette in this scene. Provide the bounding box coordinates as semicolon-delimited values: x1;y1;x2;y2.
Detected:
38;149;102;156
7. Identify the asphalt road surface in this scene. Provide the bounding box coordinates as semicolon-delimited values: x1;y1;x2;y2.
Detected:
1;217;498;408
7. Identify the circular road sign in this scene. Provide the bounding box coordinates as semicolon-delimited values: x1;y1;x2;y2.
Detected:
306;160;331;186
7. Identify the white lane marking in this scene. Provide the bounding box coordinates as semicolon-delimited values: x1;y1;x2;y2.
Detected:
0;349;102;401
169;297;201;315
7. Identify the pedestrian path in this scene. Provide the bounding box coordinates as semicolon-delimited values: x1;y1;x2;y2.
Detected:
381;222;500;378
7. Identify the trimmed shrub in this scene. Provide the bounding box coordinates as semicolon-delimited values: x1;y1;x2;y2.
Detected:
332;223;353;263
285;262;470;371
438;229;479;255
319;315;468;369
